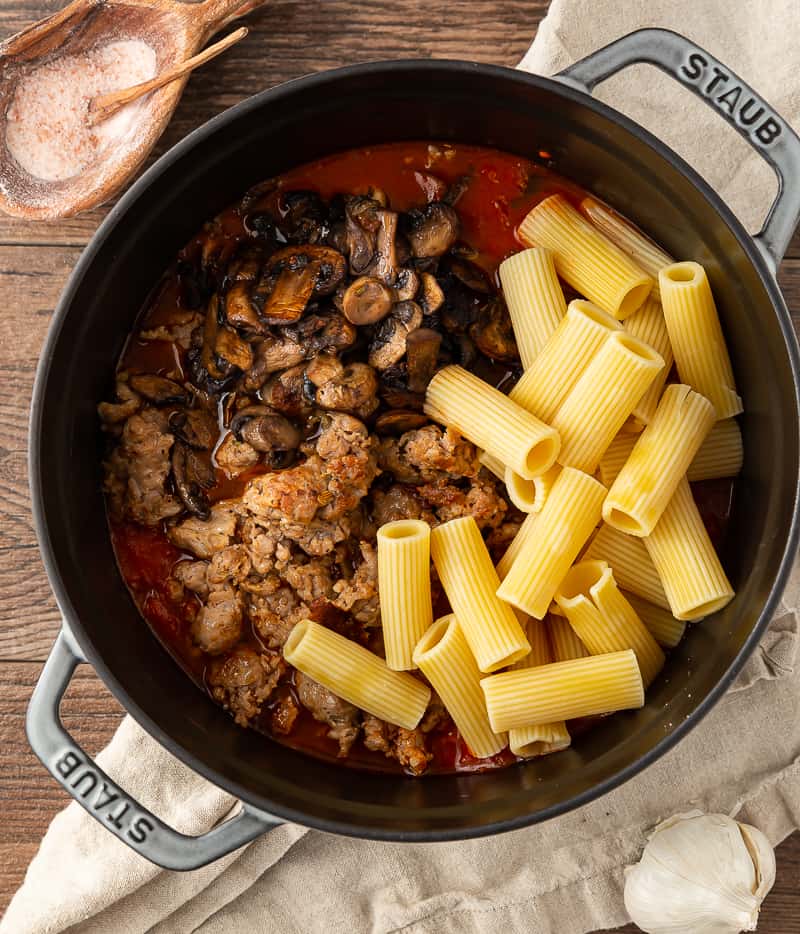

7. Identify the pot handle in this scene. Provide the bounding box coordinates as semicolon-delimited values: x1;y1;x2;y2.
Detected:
27;629;282;870
555;27;800;270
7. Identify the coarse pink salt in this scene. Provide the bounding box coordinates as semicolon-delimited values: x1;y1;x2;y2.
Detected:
6;39;157;183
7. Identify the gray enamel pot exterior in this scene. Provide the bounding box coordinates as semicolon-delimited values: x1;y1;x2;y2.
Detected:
26;29;800;869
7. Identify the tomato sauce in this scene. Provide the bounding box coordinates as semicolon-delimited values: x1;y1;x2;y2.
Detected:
109;141;737;776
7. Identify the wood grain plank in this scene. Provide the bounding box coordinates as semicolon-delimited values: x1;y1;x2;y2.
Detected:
0;247;79;660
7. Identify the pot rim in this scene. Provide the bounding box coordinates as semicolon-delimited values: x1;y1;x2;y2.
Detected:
28;58;800;840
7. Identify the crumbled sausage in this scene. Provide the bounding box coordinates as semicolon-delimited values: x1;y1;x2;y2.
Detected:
191;583;244;654
104;408;182;524
363;715;432;775
169;503;238;558
418;477;508;530
207;646;285;726
295;672;360;756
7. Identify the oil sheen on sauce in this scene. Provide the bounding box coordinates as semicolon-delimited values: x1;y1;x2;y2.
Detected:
110;141;736;775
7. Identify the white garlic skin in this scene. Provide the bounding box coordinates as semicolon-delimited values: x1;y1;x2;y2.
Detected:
624;810;776;934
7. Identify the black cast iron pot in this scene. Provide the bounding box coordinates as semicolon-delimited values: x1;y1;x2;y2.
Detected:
26;29;800;869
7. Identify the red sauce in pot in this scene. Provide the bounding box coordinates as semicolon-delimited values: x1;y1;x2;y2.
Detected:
109;141;737;775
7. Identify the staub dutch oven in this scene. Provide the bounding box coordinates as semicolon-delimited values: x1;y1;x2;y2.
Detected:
26;29;800;869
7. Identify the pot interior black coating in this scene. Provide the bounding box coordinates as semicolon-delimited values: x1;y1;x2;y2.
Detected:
31;62;800;838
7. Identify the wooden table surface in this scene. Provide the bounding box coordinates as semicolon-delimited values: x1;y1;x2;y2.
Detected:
2;1;800;929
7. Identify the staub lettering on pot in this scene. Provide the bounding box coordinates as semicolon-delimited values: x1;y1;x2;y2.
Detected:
54;749;154;845
680;51;782;145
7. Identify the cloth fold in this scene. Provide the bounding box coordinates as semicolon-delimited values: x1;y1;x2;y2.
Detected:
5;2;800;931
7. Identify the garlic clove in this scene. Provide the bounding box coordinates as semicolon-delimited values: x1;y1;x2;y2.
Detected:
738;820;777;902
623;810;775;934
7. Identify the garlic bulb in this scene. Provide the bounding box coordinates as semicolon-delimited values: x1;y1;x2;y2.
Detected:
624;810;775;934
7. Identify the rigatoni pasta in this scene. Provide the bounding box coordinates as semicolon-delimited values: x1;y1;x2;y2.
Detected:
509;299;622;422
503;468;540;514
603;384;716;537
551;331;664;474
583;524;670;610
624;295;674;424
430;516;530;672
687;418;744;481
659;262;743;419
624;593;687;649
413;615;506;758
497;467;607;619
644;477;735;620
481;649;645;732
499;247;566;368
283;620;430;730
519;194;654;318
508;618;571;758
377;519;433;670
506;463;561;514
597;432;637;488
425;365;559;479
478;450;505;482
496;512;538;581
554;560;664;687
580;196;673;301
549;614;590;661
478;450;554;514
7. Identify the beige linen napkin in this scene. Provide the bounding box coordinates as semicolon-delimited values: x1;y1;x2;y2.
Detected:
4;2;800;931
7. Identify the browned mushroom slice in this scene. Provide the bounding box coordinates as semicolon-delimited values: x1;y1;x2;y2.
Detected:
406;203;459;258
257;364;313;418
374;410;430;435
368;301;423;370
240;338;279;393
308;312;357;354
342;276;394;325
315;363;379;419
231;405;301;453
215;326;254;372
261;334;307;376
406;328;443;393
278;190;329;244
220;392;238;428
344;195;381;274
419;272;444;315
169;406;218;450
224;282;265;334
226;247;262;283
129;374;187;405
394;268;420;302
470;297;520;363
260;246;347;324
172;441;214;518
198;219;231;278
305;352;344;387
201;295;226;380
446;256;492;293
371;209;399;285
259;264;317;324
380;385;425;411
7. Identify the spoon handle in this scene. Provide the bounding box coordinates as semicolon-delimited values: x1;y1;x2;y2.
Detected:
0;0;95;57
88;26;248;125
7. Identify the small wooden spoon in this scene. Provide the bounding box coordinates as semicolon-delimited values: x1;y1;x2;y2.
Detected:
0;0;266;219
